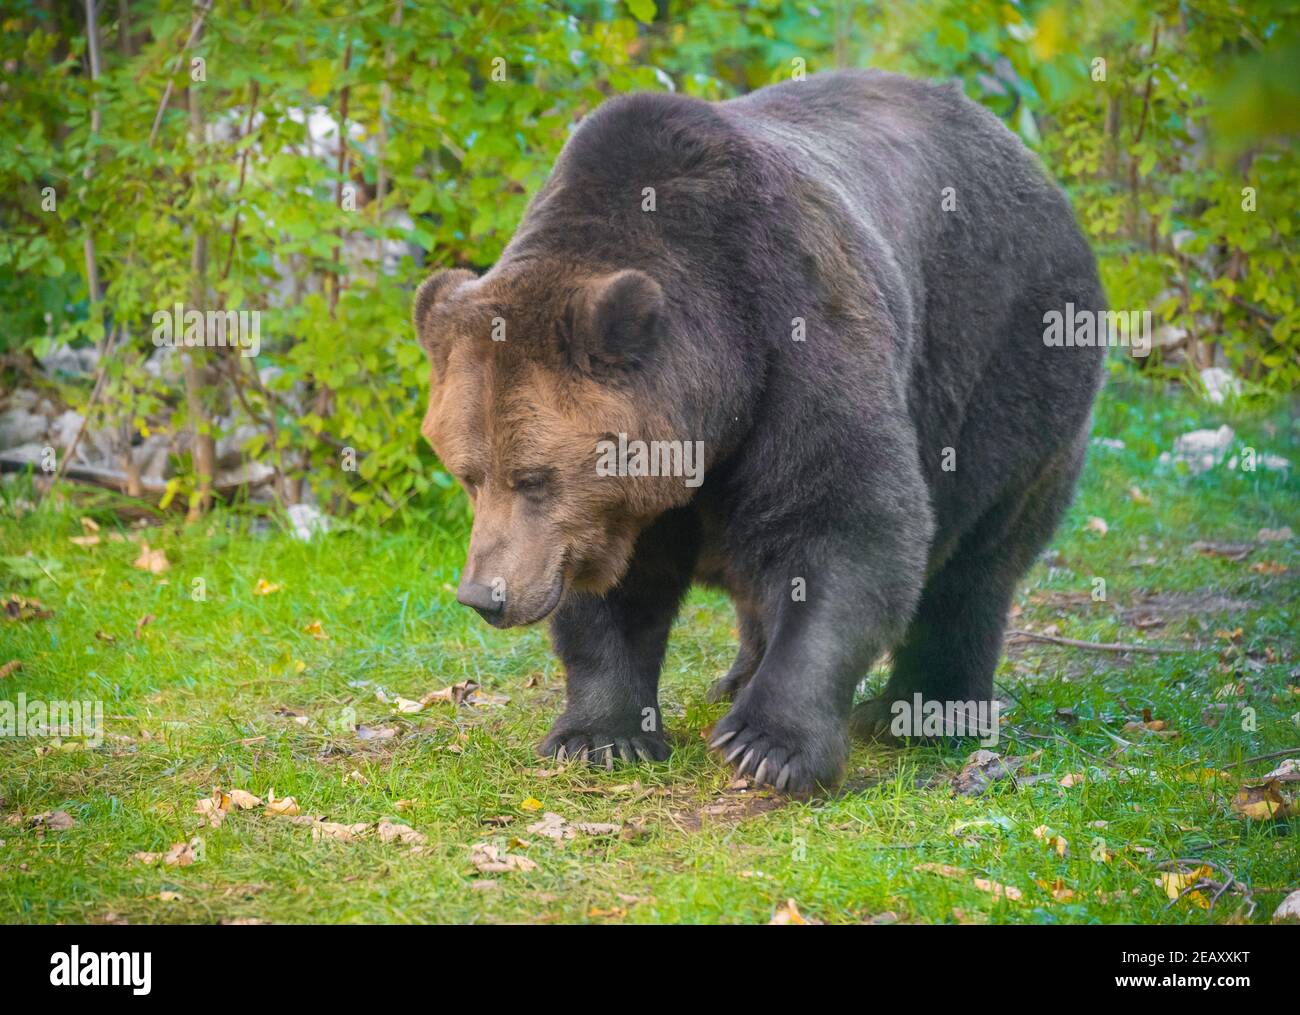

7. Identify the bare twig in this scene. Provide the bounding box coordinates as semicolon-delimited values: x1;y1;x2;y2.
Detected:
147;0;212;147
1005;628;1190;655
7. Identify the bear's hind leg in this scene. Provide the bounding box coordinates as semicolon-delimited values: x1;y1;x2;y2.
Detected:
853;446;1085;742
706;597;766;703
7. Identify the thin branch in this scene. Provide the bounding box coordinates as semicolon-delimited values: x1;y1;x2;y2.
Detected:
147;0;212;147
1005;628;1191;655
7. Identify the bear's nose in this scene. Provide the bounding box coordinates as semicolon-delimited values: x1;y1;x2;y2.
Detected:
456;580;503;622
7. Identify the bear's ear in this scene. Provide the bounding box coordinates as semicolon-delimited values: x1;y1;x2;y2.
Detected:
565;270;664;374
413;268;477;347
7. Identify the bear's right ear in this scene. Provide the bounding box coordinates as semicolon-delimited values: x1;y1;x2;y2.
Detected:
565;269;665;375
413;268;477;348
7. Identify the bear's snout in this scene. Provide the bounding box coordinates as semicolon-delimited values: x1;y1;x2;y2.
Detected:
456;579;505;625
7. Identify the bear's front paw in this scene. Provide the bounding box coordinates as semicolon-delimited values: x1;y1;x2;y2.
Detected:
708;708;846;795
537;722;671;771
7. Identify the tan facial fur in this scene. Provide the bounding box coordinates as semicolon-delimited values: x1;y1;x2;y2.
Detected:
418;271;688;627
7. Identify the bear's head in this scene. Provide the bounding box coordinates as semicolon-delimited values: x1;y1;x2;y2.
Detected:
414;261;698;628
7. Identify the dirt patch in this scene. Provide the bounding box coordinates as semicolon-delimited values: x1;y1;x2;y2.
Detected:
669;781;787;832
1118;590;1257;627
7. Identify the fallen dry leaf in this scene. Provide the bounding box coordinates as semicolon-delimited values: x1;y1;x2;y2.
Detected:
1160;866;1214;906
134;840;197;867
1032;824;1069;857
470;842;537;874
5;595;52;622
1084;516;1109;536
769;899;821;925
265;793;301;817
526;811;622;841
0;660;21;680
252;578;282;596
302;619;329;640
133;614;155;639
31;810;76;831
1258;527;1293;542
1229;779;1297;821
131;541;170;574
312;821;371;843
376;820;426;845
914;863;1024;901
953;749;1028;796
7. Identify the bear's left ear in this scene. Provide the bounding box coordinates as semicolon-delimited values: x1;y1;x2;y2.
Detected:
565;270;664;373
413;268;477;348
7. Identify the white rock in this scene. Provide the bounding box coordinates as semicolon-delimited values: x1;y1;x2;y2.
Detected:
287;503;331;541
1164;425;1234;474
0;408;48;450
1198;367;1241;405
1274;889;1300;923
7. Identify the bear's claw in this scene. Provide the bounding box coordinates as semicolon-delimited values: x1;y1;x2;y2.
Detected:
708;711;840;795
539;727;670;770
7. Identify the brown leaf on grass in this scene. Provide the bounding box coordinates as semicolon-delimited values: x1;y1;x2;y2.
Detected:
252;578;281;596
1084;516;1108;536
1059;772;1086;788
399;680;513;712
769;899;821;925
195;788;263;826
1032;825;1069;857
69;535;100;547
1250;561;1288;576
94;630;116;644
131;542;170;574
470;842;537;874
376;820;426;845
525;811;622;842
1159;866;1214;906
913;863;1024;901
133;614;155;639
265;793;301;817
30;810;75;831
0;660;21;680
80;517;100;534
312;821;372;843
953;750;1029;796
5;595;52;622
134;840;197;867
1121;718;1179;740
1258;527;1293;542
1229;779;1298;821
302;619;329;640
1038;878;1076;902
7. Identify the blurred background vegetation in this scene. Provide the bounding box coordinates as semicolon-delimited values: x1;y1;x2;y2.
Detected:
1;0;1296;522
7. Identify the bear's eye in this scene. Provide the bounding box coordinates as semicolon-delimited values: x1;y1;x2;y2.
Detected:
510;470;552;497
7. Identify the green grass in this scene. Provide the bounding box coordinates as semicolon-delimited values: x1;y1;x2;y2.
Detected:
1;380;1297;925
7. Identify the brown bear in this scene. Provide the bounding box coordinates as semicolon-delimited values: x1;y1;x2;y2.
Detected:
414;70;1105;793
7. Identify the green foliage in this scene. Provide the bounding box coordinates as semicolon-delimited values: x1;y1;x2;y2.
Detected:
0;0;1296;520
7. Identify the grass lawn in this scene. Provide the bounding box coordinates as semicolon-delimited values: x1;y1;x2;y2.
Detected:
1;381;1297;925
